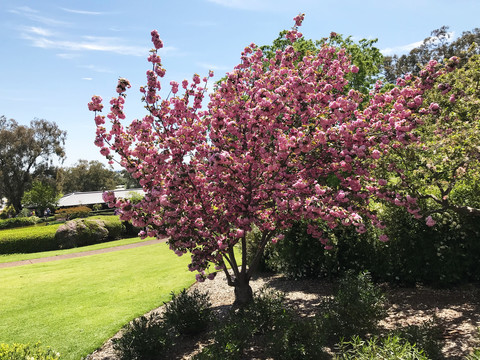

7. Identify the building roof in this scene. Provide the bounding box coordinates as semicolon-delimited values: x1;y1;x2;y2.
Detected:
57;188;144;208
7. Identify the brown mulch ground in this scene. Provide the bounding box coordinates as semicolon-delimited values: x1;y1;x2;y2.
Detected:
87;272;480;359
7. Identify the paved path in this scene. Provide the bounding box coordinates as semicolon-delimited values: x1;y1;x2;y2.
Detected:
0;238;167;269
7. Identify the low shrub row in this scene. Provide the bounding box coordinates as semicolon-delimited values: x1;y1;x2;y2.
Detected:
113;271;443;360
0;225;60;254
55;217;125;249
55;206;92;220
0;342;60;360
113;288;212;360
0;216;42;230
0;216;126;254
259;204;480;287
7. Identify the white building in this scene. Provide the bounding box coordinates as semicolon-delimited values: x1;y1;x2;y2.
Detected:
57;188;144;208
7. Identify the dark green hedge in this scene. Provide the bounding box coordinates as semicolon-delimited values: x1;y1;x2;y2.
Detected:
0;217;42;230
0;216;127;254
0;226;59;254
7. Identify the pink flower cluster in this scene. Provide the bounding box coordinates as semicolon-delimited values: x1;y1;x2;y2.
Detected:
89;15;445;279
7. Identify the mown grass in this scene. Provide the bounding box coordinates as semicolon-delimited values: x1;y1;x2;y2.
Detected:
0;236;155;264
0;242;196;360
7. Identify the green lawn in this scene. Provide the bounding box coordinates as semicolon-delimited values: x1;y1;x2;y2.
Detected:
0;236;154;264
0;242;196;360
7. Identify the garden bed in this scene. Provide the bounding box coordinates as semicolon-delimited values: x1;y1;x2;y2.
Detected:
87;273;480;359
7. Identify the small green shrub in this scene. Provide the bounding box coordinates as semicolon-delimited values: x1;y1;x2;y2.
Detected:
0;342;60;360
392;316;444;360
266;316;327;360
54;217;124;249
102;217;125;240
194;315;252;360
112;313;173;360
266;221;334;279
55;206;91;220
0;216;41;230
0;226;59;254
55;219;108;248
162;288;213;335
335;335;429;359
319;271;386;342
0;204;16;219
196;287;328;360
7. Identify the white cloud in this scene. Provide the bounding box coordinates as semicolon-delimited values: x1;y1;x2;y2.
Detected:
381;40;424;56
20;31;150;56
22;26;54;37
57;53;80;59
9;6;70;26
82;77;93;81
61;8;103;15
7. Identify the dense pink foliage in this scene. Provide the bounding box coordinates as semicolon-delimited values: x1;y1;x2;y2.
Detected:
89;15;443;281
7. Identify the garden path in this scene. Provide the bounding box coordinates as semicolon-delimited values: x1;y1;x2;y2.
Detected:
0;238;166;269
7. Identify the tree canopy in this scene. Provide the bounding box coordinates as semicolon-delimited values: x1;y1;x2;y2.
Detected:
383;26;480;83
89;15;444;304
0;116;66;213
376;55;480;219
60;159;119;194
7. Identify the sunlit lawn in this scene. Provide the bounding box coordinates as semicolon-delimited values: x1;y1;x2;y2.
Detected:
0;242;196;360
0;236;155;264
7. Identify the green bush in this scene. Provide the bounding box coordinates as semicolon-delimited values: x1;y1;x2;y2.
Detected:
0;226;59;254
266;316;327;360
55;219;108;248
0;216;41;230
266;221;332;279
196;287;328;360
334;335;429;360
0;205;16;219
112;313;173;360
318;271;386;342
55;206;92;220
266;221;381;281
162;288;213;335
379;204;480;287
0;342;60;360
392;316;444;360
101;217;125;240
54;218;125;249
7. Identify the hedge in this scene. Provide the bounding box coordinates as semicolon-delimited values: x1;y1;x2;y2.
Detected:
0;225;59;254
0;216;126;254
0;216;42;230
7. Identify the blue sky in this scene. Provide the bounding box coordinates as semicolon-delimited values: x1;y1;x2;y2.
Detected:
1;0;479;169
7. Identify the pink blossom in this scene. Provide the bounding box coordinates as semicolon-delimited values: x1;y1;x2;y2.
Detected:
371;149;381;159
425;216;436;227
379;234;389;242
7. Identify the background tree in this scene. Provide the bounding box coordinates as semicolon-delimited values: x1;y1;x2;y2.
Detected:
117;169;141;189
0;116;66;213
383;26;480;83
376;55;480;219
261;30;384;96
22;180;61;216
60;160;119;193
90;16;441;304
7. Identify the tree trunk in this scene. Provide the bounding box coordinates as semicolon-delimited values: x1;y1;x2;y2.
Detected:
233;273;253;306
